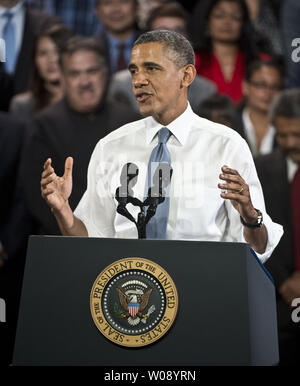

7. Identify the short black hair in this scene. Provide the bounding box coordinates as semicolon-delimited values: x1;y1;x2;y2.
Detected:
133;29;195;68
146;2;190;32
195;93;240;129
270;89;300;126
245;59;284;82
59;36;107;69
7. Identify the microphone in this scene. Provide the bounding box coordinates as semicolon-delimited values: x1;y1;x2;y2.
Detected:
115;163;138;203
115;162;172;238
115;163;144;225
144;163;173;224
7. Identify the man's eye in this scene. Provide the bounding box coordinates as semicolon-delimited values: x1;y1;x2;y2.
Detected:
88;68;100;75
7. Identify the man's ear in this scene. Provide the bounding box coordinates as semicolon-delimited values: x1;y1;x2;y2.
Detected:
181;64;197;88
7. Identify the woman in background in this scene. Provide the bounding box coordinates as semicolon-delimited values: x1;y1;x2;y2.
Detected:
239;59;283;156
192;0;266;104
10;22;73;120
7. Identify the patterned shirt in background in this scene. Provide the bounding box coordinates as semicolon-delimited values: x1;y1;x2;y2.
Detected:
24;0;103;36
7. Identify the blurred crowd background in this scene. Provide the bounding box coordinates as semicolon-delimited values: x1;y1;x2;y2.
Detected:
0;0;300;366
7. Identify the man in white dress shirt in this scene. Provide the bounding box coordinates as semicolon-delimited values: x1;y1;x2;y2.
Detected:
41;30;283;263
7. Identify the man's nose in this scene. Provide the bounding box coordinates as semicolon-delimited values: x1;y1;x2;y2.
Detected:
285;135;297;149
133;71;148;88
48;52;58;64
78;73;91;86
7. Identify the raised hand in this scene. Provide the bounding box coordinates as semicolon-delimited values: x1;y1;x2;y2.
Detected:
218;165;258;223
41;157;73;212
218;165;267;254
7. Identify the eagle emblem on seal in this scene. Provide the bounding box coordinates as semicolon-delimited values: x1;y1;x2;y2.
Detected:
116;280;156;326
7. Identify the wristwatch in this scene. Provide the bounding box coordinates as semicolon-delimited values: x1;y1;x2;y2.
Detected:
240;209;263;228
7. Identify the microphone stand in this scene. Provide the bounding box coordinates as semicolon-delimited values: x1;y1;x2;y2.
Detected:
115;163;172;239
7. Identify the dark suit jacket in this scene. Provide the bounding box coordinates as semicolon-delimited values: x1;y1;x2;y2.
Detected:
0;65;13;111
0;113;27;245
255;149;295;328
0;114;24;226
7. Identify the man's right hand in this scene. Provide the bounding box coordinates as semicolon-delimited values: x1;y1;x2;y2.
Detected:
41;157;73;213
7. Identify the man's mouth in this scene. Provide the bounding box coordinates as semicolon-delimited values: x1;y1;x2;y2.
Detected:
135;92;152;103
80;89;94;96
287;149;300;156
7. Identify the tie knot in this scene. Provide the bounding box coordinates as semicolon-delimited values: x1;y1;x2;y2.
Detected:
158;127;170;144
3;11;13;20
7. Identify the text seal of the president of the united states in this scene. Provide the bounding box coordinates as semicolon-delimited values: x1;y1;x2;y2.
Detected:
90;257;178;347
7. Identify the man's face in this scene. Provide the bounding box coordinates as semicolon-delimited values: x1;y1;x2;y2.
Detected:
275;117;300;163
62;50;107;114
243;66;282;113
95;0;136;35
0;0;19;8
151;16;188;37
129;42;188;124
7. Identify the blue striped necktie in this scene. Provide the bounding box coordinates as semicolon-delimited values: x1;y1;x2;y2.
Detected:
2;11;16;74
146;127;172;239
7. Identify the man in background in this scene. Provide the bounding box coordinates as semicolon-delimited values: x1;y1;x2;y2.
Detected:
255;89;300;365
95;0;140;74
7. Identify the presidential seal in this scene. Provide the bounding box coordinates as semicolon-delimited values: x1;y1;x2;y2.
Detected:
90;257;178;347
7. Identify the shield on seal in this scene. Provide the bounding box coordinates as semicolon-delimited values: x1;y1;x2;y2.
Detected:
128;303;139;318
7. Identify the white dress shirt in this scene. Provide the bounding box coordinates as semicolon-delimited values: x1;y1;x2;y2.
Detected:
0;1;25;68
75;103;283;263
287;156;299;183
242;108;275;157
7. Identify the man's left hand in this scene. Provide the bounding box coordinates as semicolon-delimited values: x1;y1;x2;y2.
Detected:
218;165;258;224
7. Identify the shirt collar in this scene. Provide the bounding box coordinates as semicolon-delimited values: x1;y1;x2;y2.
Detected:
145;102;194;146
287;156;299;183
0;1;24;17
243;108;275;134
242;108;275;154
